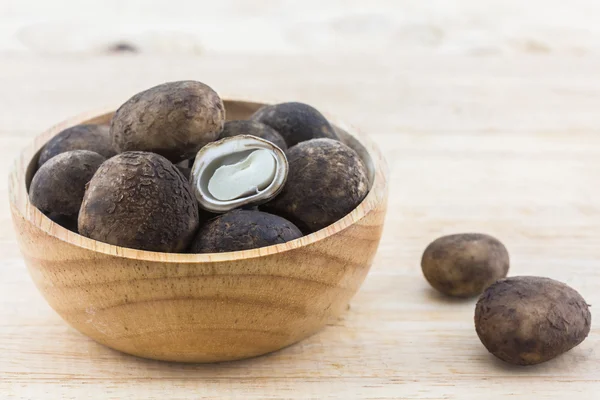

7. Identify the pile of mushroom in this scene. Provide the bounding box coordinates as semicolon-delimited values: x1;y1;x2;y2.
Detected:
29;80;370;253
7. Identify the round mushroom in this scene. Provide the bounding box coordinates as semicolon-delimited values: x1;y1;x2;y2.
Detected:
220;120;287;150
250;102;338;147
189;209;303;253
262;138;369;233
475;276;591;366
111;81;225;163
421;233;510;297
29;150;106;220
38;125;115;168
78;151;199;252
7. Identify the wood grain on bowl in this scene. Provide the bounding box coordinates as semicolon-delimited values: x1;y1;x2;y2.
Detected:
8;100;388;363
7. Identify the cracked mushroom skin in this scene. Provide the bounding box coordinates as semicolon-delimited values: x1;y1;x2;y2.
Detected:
78;152;200;252
189;209;303;253
110;81;225;163
475;276;591;366
421;233;510;297
220;120;287;150
38;124;115;168
250;102;338;147
262;138;369;233
29;150;106;220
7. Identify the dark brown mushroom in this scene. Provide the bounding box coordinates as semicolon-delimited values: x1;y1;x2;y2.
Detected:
250;102;338;147
262;138;368;233
189;209;302;253
78;151;199;252
111;81;225;163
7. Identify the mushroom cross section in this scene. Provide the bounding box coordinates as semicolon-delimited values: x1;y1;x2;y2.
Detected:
190;135;288;213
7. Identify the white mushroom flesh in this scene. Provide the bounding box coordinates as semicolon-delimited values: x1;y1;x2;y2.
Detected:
208;149;276;201
190;135;289;213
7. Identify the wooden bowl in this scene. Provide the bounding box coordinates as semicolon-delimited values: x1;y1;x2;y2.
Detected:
8;99;388;363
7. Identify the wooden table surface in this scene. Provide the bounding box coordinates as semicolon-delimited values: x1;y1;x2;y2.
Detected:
2;2;600;399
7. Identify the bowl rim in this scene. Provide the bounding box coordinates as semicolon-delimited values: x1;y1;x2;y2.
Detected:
9;97;388;263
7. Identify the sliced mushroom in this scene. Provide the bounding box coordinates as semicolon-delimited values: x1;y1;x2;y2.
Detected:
190;135;288;213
